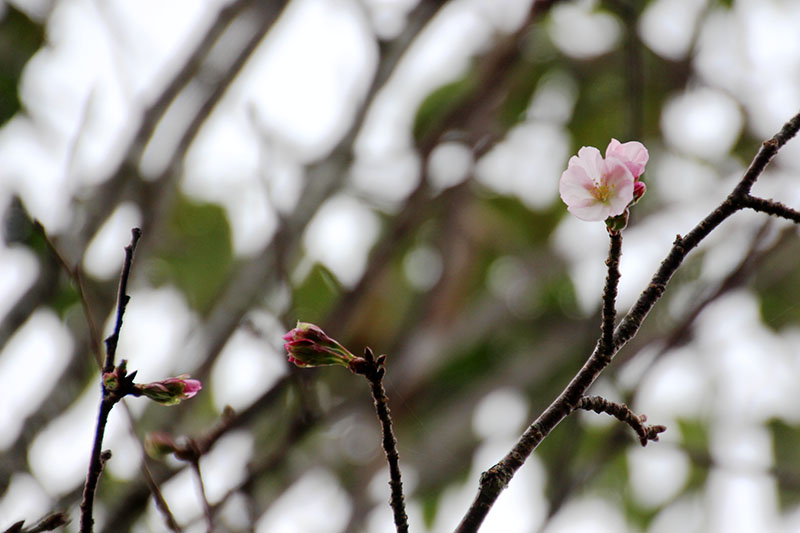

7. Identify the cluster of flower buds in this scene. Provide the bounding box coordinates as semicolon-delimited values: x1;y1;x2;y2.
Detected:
559;138;649;230
282;322;357;368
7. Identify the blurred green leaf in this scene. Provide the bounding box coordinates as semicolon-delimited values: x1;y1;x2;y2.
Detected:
767;418;800;510
677;418;710;492
484;196;562;246
51;283;80;318
150;196;233;311
426;340;508;404
753;238;800;330
0;6;44;124
413;70;477;142
676;418;708;450
292;263;342;325
624;493;660;530
420;488;442;529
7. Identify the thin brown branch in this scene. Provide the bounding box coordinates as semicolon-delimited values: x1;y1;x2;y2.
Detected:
574;395;666;446
103;228;141;372
740;195;800;223
350;348;408;533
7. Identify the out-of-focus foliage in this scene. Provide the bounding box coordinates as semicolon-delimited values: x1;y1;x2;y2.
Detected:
0;6;42;124
1;1;800;532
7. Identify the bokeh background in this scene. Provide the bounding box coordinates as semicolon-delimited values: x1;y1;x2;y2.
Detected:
2;0;800;531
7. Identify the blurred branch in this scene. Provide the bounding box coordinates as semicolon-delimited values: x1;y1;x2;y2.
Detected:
78;0;275;248
454;111;800;532
0;198;61;352
326;1;559;336
2;512;69;533
137;1;291;248
193;0;448;382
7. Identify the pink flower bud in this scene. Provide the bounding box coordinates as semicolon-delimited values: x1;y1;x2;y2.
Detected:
136;375;202;406
633;180;647;202
282;322;355;368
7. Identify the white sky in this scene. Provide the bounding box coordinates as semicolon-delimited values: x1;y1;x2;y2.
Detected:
2;0;800;531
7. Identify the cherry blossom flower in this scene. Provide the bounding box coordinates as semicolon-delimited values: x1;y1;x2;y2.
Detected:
559;146;635;221
559;140;649;223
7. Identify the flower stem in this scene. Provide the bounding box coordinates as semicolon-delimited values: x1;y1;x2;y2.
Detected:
599;230;622;359
356;349;408;533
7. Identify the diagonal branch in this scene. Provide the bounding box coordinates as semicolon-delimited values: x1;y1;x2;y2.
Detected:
452;109;800;533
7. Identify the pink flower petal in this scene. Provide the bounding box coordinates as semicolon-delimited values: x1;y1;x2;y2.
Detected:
606;139;649;179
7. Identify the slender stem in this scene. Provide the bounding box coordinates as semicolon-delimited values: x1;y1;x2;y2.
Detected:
104;228;141;372
354;349;408;533
192;461;214;533
79;399;114;533
80;229;142;533
369;376;408;533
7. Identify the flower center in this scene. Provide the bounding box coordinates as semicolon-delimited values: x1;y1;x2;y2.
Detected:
591;177;615;203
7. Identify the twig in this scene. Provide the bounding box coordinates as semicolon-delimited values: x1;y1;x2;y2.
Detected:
191;461;214;533
350;348;408;533
103;228;141;372
452;110;800;532
574;395;666;446
740;195;800;223
120;404;184;532
80;229;141;533
2;512;69;533
33;221;104;366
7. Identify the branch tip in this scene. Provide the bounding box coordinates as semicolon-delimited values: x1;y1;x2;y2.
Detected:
575;395;666;446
